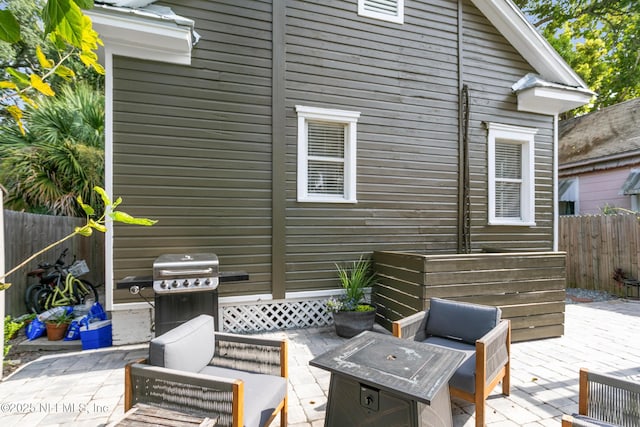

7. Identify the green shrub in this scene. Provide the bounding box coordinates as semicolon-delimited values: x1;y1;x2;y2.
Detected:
3;315;25;358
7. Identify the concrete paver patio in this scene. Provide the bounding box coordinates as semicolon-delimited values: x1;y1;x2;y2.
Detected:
1;299;639;426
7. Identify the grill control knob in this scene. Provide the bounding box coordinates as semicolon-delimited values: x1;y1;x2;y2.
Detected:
183;280;189;287
160;281;167;289
171;280;179;288
205;278;211;286
194;279;200;286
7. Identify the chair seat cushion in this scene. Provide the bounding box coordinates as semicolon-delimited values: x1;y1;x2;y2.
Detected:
200;365;287;427
425;298;501;345
423;336;476;394
149;315;216;373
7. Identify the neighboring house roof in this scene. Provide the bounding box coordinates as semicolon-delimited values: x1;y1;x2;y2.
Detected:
559;97;640;170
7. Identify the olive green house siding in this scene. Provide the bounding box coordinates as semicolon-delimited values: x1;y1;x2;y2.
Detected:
461;6;556;250
111;1;275;303
101;0;591;306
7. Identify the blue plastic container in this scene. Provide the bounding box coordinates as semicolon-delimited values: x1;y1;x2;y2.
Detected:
79;320;112;350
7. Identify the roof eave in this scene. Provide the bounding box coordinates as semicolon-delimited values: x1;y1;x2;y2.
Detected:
470;0;589;90
516;86;594;115
560;149;640;172
86;5;194;65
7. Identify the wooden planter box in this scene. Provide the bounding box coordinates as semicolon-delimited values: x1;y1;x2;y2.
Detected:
372;251;567;342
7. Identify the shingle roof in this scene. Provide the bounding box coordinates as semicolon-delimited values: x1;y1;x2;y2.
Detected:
559;98;640;166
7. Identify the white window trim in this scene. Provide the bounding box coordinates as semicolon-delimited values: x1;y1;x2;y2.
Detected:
358;0;405;24
487;122;537;226
296;105;360;203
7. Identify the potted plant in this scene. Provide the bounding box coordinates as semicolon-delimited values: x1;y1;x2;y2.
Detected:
45;311;74;341
327;256;377;338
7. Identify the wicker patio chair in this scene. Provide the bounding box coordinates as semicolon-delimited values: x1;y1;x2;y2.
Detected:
561;368;640;426
124;314;288;427
392;297;511;427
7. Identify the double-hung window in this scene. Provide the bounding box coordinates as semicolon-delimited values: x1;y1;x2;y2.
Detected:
487;123;537;226
296;106;360;203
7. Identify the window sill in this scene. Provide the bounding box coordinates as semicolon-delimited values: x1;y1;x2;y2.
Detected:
488;220;536;227
298;196;357;204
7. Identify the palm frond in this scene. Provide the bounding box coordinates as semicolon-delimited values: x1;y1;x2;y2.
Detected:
0;81;104;216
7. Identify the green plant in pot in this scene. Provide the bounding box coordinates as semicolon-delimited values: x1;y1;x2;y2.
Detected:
327;256;377;338
45;311;74;341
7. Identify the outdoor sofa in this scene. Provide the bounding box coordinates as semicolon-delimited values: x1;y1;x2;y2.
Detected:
392;297;511;427
124;314;288;427
562;368;640;426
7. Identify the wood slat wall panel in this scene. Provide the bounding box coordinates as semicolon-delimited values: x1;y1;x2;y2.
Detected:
373;251;566;342
374;285;422;314
373;277;427;300
423;253;566;271
375;266;428;287
500;302;566;318
426;267;567;286
515;325;565;342
509;312;565;330
422;279;566;298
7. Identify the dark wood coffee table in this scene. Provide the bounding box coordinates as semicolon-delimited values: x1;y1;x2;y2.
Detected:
309;331;464;427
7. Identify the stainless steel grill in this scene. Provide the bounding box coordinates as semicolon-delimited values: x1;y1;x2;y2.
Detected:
153;253;219;294
117;253;248;336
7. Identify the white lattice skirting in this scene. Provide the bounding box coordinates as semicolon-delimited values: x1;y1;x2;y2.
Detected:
220;297;334;333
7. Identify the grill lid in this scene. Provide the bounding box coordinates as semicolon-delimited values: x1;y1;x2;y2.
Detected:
153;253;219;293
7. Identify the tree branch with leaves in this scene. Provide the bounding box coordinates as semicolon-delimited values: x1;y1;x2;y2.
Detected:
514;0;640;116
0;0;104;133
0;186;157;291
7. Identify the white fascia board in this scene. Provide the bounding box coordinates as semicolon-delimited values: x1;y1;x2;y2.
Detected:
470;0;588;89
516;86;594;115
86;8;193;65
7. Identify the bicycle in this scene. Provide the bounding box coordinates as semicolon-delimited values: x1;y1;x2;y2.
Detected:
24;248;69;313
25;248;99;313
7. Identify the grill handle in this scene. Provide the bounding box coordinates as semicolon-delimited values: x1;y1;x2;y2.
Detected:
157;268;214;277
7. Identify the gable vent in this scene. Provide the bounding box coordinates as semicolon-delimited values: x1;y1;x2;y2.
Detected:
358;0;404;24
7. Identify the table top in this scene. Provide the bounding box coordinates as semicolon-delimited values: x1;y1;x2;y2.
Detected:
114;403;217;426
309;331;465;404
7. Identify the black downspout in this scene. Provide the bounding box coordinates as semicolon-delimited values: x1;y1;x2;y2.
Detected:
457;0;471;253
460;85;471;253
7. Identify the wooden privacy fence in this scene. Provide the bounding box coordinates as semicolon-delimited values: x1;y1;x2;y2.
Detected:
3;210;104;317
372;250;567;342
560;214;640;295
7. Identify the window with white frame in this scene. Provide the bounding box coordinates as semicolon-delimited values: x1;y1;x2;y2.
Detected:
487;123;537;226
558;177;578;215
296;105;360;203
358;0;404;24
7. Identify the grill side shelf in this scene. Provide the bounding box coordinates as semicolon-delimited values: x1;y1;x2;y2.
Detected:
116;272;250;290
